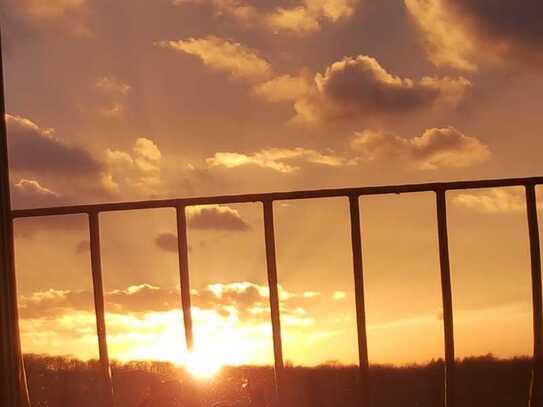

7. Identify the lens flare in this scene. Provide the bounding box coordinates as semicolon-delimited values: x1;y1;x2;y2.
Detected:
185;349;223;379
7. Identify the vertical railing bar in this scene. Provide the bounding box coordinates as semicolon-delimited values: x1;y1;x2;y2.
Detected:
88;211;114;407
526;184;543;407
0;26;31;407
263;200;285;402
348;195;370;407
176;206;194;353
436;190;455;407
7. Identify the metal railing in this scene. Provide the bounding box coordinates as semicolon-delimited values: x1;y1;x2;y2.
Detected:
9;176;543;407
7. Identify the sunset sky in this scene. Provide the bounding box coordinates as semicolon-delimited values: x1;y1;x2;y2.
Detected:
1;0;543;368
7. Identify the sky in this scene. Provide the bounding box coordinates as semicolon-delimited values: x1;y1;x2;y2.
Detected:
1;0;543;368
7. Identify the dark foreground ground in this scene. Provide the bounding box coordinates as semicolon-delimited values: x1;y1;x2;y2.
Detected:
23;354;533;406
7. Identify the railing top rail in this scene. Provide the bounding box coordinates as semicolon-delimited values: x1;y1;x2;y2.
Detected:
10;176;543;219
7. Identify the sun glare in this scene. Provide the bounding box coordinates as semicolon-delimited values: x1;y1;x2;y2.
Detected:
185;350;223;379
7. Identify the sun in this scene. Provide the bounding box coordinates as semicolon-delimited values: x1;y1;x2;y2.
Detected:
185;349;223;379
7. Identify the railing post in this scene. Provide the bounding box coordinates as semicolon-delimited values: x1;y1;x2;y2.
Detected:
436;190;455;407
176;206;194;353
262;200;285;403
526;184;543;407
0;27;31;407
88;212;115;407
348;196;370;407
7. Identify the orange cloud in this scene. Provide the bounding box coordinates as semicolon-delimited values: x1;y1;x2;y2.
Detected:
253;74;313;103
174;0;359;35
157;36;272;81
7;114;102;177
12;179;60;207
404;0;475;71
22;0;87;19
95;76;132;96
406;0;543;71
187;205;250;231
5;0;92;36
18;282;318;324
105;138;163;196
265;6;321;34
94;76;132;118
453;188;543;214
207;147;353;173
351;127;490;170
155;232;179;253
293;55;470;125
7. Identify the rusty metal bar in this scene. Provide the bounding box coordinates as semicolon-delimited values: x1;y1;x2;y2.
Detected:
527;185;543;407
0;28;31;407
176;206;194;352
436;190;455;407
88;212;115;407
11;177;543;219
348;196;370;407
263;200;285;402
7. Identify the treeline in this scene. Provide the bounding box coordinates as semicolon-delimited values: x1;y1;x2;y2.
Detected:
22;354;533;406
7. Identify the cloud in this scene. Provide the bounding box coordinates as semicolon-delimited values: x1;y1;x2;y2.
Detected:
207;147;353;173
104;137;162;196
293;55;470;124
253;74;313;102
94;76;132;118
7;114;102;177
155;232;179;253
174;0;359;35
266;0;358;34
10;180;91;238
187;205;250;231
155;206;251;236
18;282;318;324
405;0;543;71
18;282;326;364
351;127;490;170
133;138;162;172
332;291;347;300
18;289;94;319
404;0;475;71
95;76;132;96
11;179;62;208
21;0;87;19
305;0;358;21
157;36;272;81
453;188;543;214
265;6;321;34
5;0;92;36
